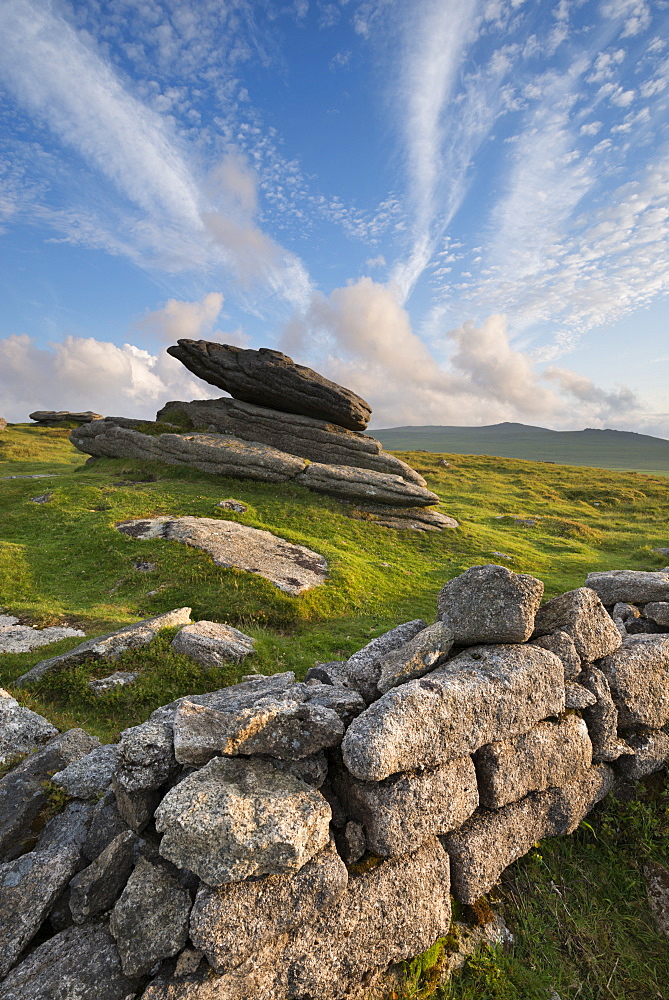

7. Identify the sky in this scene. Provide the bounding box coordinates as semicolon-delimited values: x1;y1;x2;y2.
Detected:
0;0;668;435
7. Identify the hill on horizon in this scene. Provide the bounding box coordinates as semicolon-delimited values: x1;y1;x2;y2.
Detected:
374;422;669;476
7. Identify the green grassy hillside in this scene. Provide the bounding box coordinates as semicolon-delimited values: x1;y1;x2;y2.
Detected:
374;422;669;477
1;422;668;999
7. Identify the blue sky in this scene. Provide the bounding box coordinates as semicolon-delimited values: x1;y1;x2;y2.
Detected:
0;0;668;434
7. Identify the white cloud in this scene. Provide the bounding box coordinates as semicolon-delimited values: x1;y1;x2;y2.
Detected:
138;293;225;343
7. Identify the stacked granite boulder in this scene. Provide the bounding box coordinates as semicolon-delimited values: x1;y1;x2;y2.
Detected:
70;342;456;531
2;565;669;999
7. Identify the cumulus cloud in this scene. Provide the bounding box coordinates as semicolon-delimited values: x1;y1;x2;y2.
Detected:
139;293;225;343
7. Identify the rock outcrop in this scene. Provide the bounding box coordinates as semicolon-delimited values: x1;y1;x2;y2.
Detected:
29;410;103;424
3;562;669;998
68;341;454;528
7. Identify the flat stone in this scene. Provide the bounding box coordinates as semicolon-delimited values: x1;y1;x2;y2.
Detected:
88;671;138;695
341;644;565;781
15;608;192;686
0;845;82;976
116;516;327;597
173;695;344;765
315;619;427;703
334;756;479;855
171;621;256;667
165;341;372;431
141;837;451;1000
598;635;669;727
564;680;597;709
438;564;544;645
444;765;614;903
0;623;85;654
615;730;669;781
33;799;93;856
190;838;347;973
376;622;454;694
69;829;139;924
530;630;581;680
475;716;592;809
155;757;332;886
532;587;622;661
0;688;57;764
295;462;440;508
52;744;120;799
644;602;669;626
110;856;192;976
0;729;99;862
0;919;140;1000
586;570;669;606
157;397;425;485
29;409;103;423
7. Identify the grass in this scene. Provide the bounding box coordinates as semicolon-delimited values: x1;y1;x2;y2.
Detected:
1;421;669;996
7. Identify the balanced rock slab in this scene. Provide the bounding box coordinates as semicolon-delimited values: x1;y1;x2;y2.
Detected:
475;716;592;809
172;695;344;764
15;608;192;687
341;644;565;781
0;920;140;1000
438;565;544;645
157;396;425;485
155;757;331;886
598;635;669;727
532;587;621;661
189;838;348;973
171;621;255;666
585;570;669;606
166;341;372;431
116;516;327;596
334;756;479;855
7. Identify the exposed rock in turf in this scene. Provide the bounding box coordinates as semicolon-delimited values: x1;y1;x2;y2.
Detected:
29;410;103;424
532;587;622;661
530;630;581;680
88;671;139;695
295;462;440;507
475;716;592;809
444;765;614;903
376;622;454;694
333;756;479;855
645;860;669;941
110;856;192;976
437;565;544;645
154;757;332;886
0;919;140;1000
171;621;256;667
597;635;669;727
0;622;85;654
157;397;425;484
342;644;565;781
189;838;347;973
141;838;451;1000
172;696;344;765
346;505;459;531
15;608;192;686
585;570;669;606
0;688;57;764
165;341;372;431
116;516;327;596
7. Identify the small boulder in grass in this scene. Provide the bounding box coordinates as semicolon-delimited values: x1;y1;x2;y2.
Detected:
170;620;255;667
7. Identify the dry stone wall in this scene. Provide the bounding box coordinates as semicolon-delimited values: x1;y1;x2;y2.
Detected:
2;565;669;999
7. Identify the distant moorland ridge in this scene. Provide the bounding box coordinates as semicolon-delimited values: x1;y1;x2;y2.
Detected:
374;422;669;476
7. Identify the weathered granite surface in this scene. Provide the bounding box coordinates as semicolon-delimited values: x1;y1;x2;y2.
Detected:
585;570;669;606
438;565;544;644
532;587;622;661
598;635;669;727
0;688;57;764
342;644;565;781
171;621;256;666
